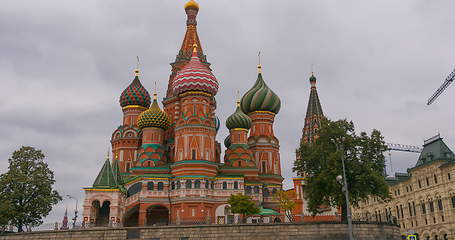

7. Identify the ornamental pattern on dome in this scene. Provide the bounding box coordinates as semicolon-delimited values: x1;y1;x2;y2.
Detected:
137;96;171;130
119;75;151;108
226;103;252;130
172;47;219;96
240;68;281;114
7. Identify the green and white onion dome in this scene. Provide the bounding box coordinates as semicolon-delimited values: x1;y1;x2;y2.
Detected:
240;65;281;114
226;102;252;130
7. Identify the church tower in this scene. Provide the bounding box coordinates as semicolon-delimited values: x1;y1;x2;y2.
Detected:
301;73;324;144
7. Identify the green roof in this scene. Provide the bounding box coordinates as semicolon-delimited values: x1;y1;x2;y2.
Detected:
414;136;455;168
258;207;280;216
93;159;118;188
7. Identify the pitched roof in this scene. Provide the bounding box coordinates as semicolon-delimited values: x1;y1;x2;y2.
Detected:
93;159;118;188
414;136;455;168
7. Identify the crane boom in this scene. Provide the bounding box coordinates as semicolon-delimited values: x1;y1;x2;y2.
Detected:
427;68;455;105
387;143;422;153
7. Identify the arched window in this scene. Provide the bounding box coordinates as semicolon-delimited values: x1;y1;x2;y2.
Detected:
254;186;260;194
171;182;175;190
157;182;164;191
205;180;209;189
245;186;252;194
192;149;196;159
186;180;192;189
194;180;201;189
127;182;142;197
211;181;214;189
147;182;154;191
222;182;227;190
263;188;269;197
177;181;181;189
234;181;239;189
238;161;242;167
262;161;266;173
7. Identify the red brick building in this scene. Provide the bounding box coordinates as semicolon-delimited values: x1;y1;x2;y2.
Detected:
82;0;283;227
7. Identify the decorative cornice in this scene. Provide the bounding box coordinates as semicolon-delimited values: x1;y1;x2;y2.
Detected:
179;91;212;98
122;105;148;111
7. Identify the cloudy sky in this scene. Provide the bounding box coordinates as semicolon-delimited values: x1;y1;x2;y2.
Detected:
1;0;454;225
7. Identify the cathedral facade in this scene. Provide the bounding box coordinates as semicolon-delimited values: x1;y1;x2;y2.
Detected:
82;0;283;227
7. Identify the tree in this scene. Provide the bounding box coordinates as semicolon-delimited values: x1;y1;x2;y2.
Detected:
227;194;260;223
0;200;14;232
293;119;390;222
274;190;296;222
0;146;62;232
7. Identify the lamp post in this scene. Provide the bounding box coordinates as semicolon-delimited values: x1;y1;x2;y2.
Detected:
333;138;354;240
66;195;78;229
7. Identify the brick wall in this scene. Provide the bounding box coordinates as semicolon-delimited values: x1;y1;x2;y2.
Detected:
0;222;401;240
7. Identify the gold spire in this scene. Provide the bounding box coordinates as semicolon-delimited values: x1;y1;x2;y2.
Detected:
153;81;157;100
236;90;240;106
257;51;262;73
134;56;140;77
106;146;110;160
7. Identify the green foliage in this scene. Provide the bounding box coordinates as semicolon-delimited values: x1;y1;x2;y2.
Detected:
293;119;390;219
0;146;62;232
0;200;14;231
274;190;296;222
227;194;260;221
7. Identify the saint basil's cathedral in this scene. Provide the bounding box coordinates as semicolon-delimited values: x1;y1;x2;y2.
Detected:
82;0;337;226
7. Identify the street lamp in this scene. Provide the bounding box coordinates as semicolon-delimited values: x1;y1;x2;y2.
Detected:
332;138;354;240
66;195;78;229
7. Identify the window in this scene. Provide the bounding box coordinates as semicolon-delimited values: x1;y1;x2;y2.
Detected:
246;186;252;194
421;202;426;214
396;206;400;219
194;180;201;189
222;182;227;190
254;186;260;194
400;205;404;218
434;174;438;184
426;177;430;186
192;149;196;160
412;202;416;216
418;180;422;188
211;181;214;189
262;161;266;173
177;181;181;189
238;161;242;167
126;162;131;172
205;180;209;189
171;182;175;190
429;201;434;212
442;215;445;222
408;203;413;216
234;181;238;189
186;180;192;189
448;172;452;180
438;199;443;211
452;196;455;208
147;182;154;191
127;182;142;197
157;182;164;191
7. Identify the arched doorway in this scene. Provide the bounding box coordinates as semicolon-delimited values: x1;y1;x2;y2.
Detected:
124;205;140;227
95;201;110;226
146;205;169;226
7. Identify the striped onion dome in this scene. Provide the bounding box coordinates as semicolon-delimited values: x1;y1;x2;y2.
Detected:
172;45;219;96
137;94;171;130
119;70;151;108
214;115;221;132
224;134;231;148
240;65;281;114
226;102;252;130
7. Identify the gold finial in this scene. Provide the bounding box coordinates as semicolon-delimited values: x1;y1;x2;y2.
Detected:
134;56;140;76
192;43;198;53
257;51;262;73
236;90;240;106
153;81;157;100
184;0;199;10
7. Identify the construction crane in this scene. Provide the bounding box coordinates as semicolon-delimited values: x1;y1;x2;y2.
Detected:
385;142;422;176
427;67;455;105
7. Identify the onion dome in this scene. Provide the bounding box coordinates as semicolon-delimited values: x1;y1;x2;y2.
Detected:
226;101;252;130
119;69;151;108
137;94;171;130
172;45;219;96
184;0;199;10
214;116;221;132
240;65;281;114
224;134;231;148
